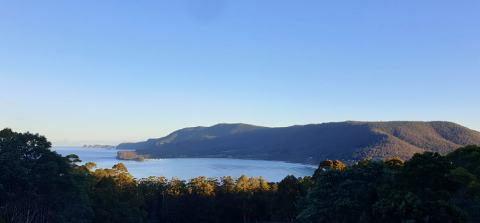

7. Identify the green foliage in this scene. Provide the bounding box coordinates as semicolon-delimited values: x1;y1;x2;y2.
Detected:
299;151;478;223
383;158;404;170
466;181;480;197
298;161;393;223
270;175;304;221
397;152;459;197
0;128;94;223
373;152;467;223
135;174;287;223
447;145;480;223
313;160;346;180
447;145;480;178
450;167;478;187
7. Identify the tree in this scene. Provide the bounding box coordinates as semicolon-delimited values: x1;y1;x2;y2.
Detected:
0;128;93;223
297;161;393;223
88;164;146;223
447;146;480;223
313;160;346;180
333;160;346;170
383;158;404;170
272;175;302;221
236;175;251;193
373;152;467;223
447;145;480;178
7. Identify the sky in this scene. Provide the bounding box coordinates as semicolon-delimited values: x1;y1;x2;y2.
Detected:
1;0;479;146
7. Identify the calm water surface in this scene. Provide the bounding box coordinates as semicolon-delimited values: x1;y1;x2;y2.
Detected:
52;147;317;182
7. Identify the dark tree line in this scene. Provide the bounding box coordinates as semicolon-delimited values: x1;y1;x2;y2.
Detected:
1;128;480;223
297;150;480;223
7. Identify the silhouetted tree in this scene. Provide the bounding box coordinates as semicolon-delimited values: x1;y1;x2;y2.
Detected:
373;152;467;223
298;161;393;223
0;128;93;223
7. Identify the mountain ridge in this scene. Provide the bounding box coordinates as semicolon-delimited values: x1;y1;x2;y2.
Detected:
116;121;480;164
117;123;266;150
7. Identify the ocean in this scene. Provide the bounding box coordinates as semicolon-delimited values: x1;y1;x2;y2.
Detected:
52;147;317;182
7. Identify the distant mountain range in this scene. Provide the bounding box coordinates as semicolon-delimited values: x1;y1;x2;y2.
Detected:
83;144;116;149
116;121;480;164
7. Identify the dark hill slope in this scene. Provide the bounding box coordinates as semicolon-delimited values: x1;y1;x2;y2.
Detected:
118;121;480;164
359;121;480;154
117;123;266;150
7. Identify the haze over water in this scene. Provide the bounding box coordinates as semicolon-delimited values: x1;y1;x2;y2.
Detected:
53;147;317;182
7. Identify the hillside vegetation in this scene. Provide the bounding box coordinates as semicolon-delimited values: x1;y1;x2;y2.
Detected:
117;121;480;164
2;128;480;222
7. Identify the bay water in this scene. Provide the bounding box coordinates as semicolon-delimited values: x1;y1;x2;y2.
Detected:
52;147;317;182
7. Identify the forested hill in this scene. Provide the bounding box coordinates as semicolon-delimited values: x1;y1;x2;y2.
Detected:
117;123;266;150
117;121;480;164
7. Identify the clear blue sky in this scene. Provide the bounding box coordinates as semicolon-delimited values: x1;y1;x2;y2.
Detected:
1;0;479;146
